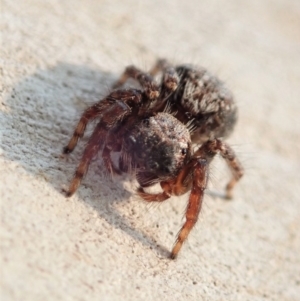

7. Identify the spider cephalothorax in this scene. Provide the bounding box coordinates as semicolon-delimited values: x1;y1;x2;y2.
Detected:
122;113;191;180
63;59;244;259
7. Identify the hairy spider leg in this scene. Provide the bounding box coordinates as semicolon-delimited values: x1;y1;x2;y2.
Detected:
63;103;105;154
171;139;243;258
137;157;207;259
65;93;138;197
65;122;107;197
170;138;245;259
63;94;129;155
147;59;180;113
149;59;179;92
170;158;208;259
112;65;159;100
194;139;244;199
137;138;243;258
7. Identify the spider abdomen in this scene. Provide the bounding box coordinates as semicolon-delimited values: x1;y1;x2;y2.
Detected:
171;65;237;143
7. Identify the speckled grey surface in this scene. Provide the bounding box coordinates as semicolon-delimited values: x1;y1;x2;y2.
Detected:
1;0;300;300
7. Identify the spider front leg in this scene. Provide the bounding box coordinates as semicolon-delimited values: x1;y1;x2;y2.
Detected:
137;139;243;259
112;65;159;100
65;90;142;197
63;92;131;154
63;103;104;154
171;140;243;258
170;158;208;259
137;158;207;259
65;121;108;197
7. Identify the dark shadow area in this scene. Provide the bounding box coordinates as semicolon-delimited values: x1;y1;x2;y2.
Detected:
1;62;170;259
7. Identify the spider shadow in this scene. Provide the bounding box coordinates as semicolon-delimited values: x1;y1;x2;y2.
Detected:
206;189;230;200
1;62;170;259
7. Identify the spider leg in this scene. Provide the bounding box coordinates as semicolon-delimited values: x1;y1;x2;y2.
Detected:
170;158;208;259
63;103;105;154
170;140;243;258
218;142;244;199
136;139;242;258
136;158;205;259
65;90;141;197
63;94;128;154
65;121;108;197
149;59;179;92
195;139;244;199
112;65;159;100
148;59;179;112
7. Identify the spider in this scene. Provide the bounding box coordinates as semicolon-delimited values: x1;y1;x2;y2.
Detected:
63;59;244;259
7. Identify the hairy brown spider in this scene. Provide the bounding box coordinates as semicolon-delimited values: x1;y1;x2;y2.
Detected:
63;59;244;259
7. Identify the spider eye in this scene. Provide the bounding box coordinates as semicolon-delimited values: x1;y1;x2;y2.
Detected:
149;161;159;170
181;148;187;155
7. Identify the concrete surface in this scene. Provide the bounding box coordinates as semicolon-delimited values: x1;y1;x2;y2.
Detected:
1;0;300;300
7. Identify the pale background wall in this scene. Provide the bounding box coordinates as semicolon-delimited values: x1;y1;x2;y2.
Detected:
1;0;300;300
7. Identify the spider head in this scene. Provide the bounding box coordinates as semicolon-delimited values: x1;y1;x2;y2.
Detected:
124;113;191;179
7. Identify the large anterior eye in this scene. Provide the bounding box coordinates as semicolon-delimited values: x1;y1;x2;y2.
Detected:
181;148;187;155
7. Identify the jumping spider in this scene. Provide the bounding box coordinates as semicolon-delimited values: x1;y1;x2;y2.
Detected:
63;59;244;259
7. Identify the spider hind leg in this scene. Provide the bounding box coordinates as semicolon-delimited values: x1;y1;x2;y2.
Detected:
112;65;159;100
